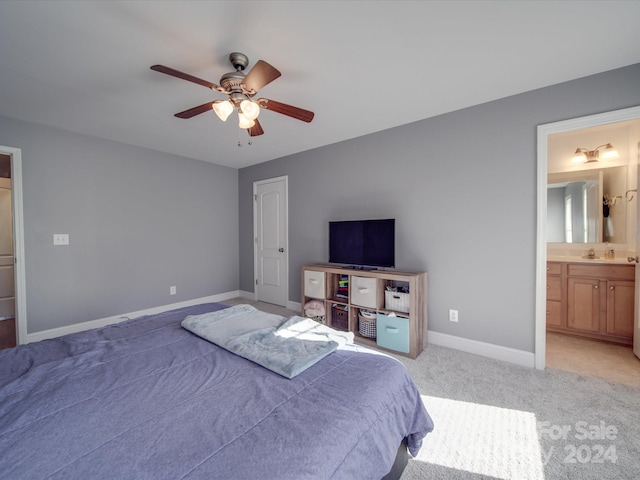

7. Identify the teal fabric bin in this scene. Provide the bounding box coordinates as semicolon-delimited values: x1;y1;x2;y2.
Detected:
376;313;410;353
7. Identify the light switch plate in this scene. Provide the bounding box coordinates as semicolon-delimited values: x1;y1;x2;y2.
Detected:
53;234;69;245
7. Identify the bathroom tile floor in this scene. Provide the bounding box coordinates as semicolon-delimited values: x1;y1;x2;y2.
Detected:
546;331;640;387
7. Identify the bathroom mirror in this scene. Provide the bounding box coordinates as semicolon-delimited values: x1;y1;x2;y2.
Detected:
547;165;627;244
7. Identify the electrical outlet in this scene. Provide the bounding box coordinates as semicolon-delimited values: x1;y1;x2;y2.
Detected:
449;309;459;323
170;286;176;295
53;234;69;245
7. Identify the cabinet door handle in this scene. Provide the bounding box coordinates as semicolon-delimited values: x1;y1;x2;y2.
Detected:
594;285;598;289
610;286;615;290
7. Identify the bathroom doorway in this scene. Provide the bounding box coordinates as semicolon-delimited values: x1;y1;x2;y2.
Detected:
536;106;640;385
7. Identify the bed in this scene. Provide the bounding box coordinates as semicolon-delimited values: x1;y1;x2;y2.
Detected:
0;302;433;479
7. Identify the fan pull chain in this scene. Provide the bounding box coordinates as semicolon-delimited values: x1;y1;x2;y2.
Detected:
237;128;252;147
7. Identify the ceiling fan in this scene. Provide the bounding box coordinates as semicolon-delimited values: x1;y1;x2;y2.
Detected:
151;52;314;140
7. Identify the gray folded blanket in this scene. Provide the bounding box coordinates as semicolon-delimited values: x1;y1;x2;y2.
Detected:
181;304;354;378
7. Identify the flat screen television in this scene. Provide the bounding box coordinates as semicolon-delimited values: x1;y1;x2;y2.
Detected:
329;219;395;269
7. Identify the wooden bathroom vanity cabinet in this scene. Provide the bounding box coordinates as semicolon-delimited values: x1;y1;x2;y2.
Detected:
546;261;634;345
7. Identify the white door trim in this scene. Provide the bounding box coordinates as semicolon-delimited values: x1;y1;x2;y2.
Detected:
1;145;27;345
535;105;640;369
253;175;289;307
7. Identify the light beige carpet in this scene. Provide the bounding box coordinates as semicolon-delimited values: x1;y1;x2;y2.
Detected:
396;345;640;480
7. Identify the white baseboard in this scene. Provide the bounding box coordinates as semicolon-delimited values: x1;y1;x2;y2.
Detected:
238;290;256;301
236;289;300;313
287;300;301;312
25;291;242;344
428;330;535;368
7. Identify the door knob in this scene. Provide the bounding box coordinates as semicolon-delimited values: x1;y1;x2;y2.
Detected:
278;248;284;253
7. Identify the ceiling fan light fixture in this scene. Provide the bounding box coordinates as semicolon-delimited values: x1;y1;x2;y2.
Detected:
238;111;255;129
213;100;234;121
150;52;314;141
240;99;260;120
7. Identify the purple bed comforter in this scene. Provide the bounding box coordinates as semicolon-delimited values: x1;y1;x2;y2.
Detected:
0;303;433;480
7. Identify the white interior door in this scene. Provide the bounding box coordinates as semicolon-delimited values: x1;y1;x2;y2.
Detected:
254;176;288;307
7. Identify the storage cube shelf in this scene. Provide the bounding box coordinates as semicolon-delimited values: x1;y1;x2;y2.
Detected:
301;264;427;359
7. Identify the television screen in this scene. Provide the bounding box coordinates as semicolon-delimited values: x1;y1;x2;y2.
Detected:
329;219;395;268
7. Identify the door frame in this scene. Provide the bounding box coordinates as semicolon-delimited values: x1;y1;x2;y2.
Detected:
0;144;27;345
253;175;289;307
535;105;640;369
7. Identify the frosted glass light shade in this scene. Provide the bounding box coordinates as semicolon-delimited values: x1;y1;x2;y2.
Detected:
240;99;260;120
572;149;587;163
213;100;233;121
238;112;255;129
600;143;619;159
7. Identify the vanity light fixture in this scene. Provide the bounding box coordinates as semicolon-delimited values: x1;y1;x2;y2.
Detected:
572;143;619;163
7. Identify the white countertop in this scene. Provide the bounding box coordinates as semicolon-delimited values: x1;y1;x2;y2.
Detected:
547;255;633;265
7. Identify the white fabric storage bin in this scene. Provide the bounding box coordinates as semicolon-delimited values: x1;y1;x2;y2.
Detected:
384;291;410;313
304;270;325;299
350;276;377;308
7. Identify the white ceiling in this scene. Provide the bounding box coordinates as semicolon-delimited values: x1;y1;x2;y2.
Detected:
1;1;640;169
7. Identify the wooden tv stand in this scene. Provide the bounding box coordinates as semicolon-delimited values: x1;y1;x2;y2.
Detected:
301;264;427;359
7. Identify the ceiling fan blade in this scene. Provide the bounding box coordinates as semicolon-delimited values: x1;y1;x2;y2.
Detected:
248;118;265;137
174;102;213;119
150;65;222;91
257;98;314;123
242;60;281;93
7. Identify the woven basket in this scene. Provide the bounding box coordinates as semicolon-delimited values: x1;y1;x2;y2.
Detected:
384;291;410;313
331;306;349;331
358;313;377;338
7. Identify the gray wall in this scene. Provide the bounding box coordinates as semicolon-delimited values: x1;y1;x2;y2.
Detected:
238;63;640;353
1;116;239;334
